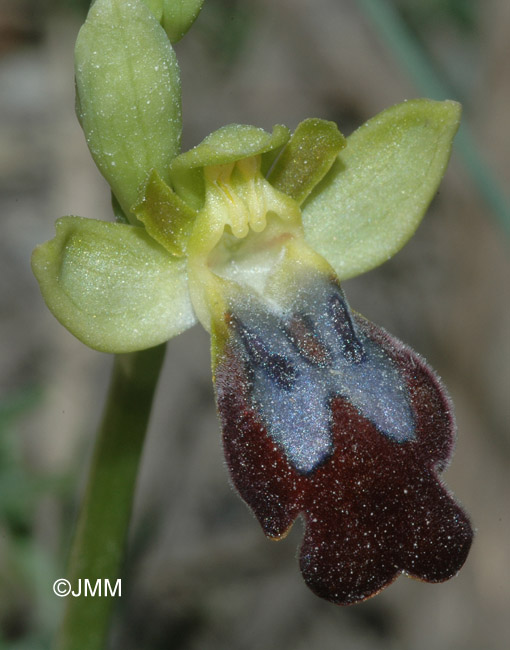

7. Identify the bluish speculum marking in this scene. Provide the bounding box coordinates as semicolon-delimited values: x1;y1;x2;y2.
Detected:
230;298;334;474
329;293;365;364
235;319;297;390
228;273;415;474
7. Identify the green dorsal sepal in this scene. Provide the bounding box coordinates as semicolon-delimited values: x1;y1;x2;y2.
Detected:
169;124;290;210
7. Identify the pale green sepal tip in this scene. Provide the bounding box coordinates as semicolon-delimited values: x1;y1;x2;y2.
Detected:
268;118;347;204
163;0;205;43
75;0;182;221
302;99;461;280
132;169;197;257
31;217;196;353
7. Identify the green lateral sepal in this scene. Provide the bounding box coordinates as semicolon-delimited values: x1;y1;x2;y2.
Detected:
31;217;196;353
302;99;461;280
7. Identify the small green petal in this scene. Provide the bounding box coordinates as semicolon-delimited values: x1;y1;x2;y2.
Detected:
302;99;461;279
169;124;290;209
268;118;347;204
75;0;182;220
162;0;205;43
132;169;197;256
32;217;196;353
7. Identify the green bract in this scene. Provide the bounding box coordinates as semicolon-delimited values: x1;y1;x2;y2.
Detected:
32;0;461;354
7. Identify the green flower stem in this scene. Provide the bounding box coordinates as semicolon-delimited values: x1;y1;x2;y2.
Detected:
56;343;167;650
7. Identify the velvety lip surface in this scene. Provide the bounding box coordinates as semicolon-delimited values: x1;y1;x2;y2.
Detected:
214;280;472;605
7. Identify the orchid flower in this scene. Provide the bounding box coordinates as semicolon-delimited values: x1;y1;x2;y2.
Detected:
32;0;472;605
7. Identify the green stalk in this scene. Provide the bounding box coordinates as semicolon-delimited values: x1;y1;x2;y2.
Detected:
55;343;166;650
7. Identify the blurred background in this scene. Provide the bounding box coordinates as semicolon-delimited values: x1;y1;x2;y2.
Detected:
1;0;509;648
